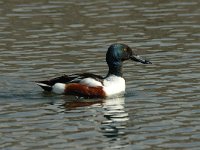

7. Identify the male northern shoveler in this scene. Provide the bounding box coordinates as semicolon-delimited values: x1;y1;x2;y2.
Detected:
36;43;151;98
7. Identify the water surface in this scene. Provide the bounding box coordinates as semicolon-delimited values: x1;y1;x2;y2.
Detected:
0;0;200;149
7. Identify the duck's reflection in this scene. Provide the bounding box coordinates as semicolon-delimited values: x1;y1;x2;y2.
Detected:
101;97;129;138
62;96;129;139
63;96;103;109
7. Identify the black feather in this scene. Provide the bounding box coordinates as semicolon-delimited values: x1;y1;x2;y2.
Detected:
36;73;104;87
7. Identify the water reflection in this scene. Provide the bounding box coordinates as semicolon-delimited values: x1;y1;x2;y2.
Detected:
63;98;103;110
63;97;129;140
101;97;129;139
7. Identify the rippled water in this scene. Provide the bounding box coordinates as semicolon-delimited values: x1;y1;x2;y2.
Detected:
0;0;200;149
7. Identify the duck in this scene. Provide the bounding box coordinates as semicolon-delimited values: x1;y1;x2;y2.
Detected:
36;43;151;98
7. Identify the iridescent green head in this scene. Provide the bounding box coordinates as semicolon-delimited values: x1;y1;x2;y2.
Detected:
106;43;151;77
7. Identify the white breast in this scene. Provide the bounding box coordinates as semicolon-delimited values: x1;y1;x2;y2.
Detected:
103;75;125;97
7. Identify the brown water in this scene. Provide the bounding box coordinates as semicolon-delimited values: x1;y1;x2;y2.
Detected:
0;0;200;149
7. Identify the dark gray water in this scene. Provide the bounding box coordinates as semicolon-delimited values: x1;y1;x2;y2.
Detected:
0;0;200;149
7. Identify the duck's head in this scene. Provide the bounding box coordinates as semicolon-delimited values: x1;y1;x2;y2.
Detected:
106;43;151;76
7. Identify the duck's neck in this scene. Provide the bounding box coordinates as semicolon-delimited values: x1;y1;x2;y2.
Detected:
106;62;123;77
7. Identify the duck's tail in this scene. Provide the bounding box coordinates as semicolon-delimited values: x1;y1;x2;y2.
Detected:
35;82;52;92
